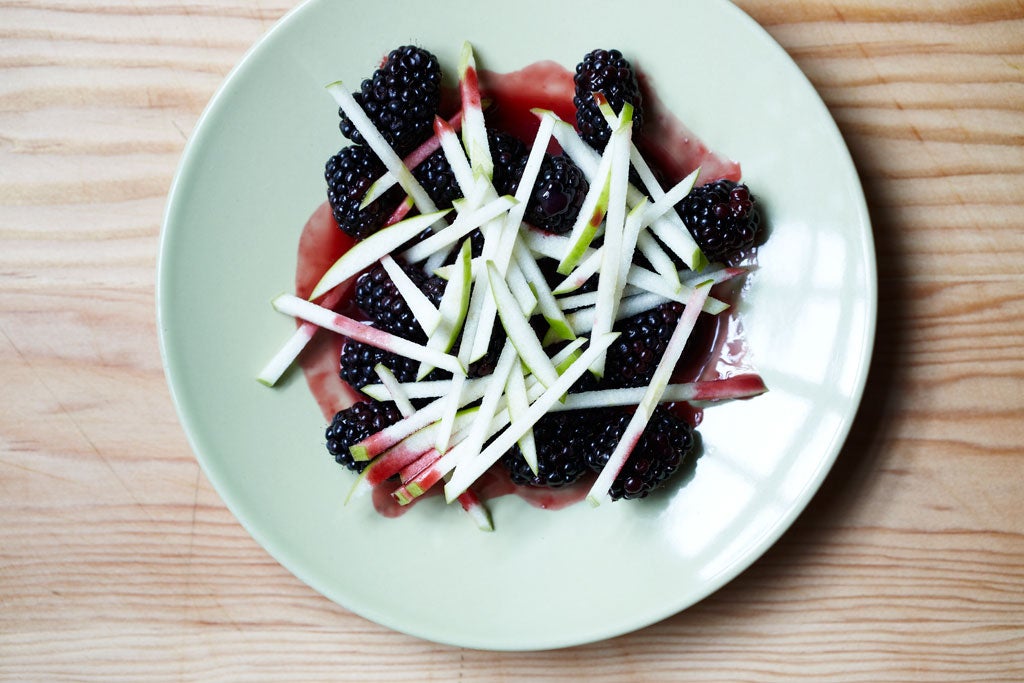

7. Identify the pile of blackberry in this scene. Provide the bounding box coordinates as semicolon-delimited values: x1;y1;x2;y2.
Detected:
326;401;403;473
677;179;762;263
338;45;442;156
353;262;444;342
497;407;697;500
319;45;765;503
580;407;698;500
500;413;591;489
325;46;597;241
574;48;645;151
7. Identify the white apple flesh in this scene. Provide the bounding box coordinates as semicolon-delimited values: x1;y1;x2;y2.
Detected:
486;261;558;387
373;363;416;417
399;195;516;265
417;239;472;380
457;42;493;180
310;209;450;300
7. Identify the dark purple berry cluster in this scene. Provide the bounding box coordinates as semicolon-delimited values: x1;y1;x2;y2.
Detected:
354;262;444;342
325;146;403;241
677;179;762;263
581;407;698;500
604;303;684;389
326;401;404;472
339;46;442;157
573;48;645;151
500;413;592;488
516;154;590;234
339;339;420;392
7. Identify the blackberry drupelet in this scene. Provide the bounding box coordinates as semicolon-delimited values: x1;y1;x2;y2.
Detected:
677;179;761;263
573;48;644;151
582;407;697;500
326;400;403;472
604;302;684;388
338;45;442;156
325;145;402;240
500;413;589;488
520;154;589;234
354;262;440;342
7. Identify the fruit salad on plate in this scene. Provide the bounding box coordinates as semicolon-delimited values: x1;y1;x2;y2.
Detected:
259;43;768;530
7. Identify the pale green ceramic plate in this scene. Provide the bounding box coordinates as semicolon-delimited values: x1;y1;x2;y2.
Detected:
158;0;875;650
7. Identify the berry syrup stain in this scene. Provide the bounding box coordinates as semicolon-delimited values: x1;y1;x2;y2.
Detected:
635;72;742;186
294;201;362;421
477;62;576;149
294;61;757;517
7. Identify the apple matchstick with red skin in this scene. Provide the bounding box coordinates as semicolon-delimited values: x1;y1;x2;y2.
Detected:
272;294;465;376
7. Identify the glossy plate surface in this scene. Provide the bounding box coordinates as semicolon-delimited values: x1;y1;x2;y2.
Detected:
158;0;875;650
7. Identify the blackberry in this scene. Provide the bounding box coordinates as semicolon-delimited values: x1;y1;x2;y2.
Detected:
466;322;506;378
500;413;589;488
414;148;463;210
354;262;441;341
489;129;529;196
467;229;486;259
339;339;419;391
325;146;402;240
325;400;403;473
677;180;761;263
420;272;448;306
519;154;589;234
604;303;683;388
339;46;441;156
413;129;527;209
413;129;527;259
573;49;644;151
582;407;697;500
340;338;448;397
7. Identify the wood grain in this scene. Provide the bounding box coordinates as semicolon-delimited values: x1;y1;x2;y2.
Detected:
1;1;1023;680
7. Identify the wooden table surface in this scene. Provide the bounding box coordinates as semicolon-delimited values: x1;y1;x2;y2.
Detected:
2;1;1022;680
